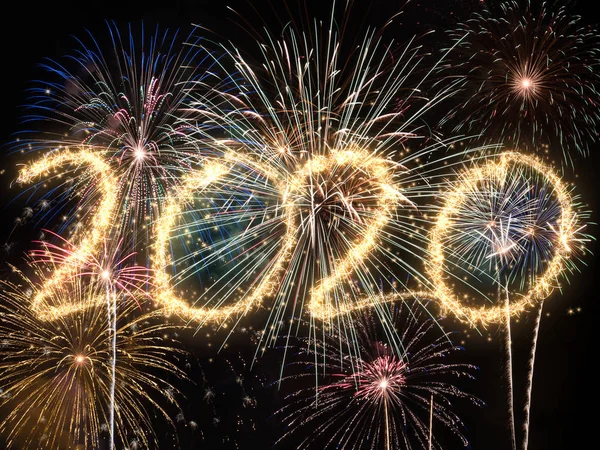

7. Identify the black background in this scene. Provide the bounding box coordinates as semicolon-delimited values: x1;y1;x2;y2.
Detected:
1;1;598;449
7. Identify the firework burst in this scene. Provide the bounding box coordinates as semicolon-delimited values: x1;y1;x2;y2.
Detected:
151;7;481;345
440;0;600;162
0;264;186;449
274;303;482;449
13;22;226;247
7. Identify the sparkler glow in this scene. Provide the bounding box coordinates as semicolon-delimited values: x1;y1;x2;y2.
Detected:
151;150;296;323
16;148;118;320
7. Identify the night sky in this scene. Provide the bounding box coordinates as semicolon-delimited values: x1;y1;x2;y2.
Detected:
1;1;599;449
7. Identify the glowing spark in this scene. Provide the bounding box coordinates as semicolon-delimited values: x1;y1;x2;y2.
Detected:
133;146;147;161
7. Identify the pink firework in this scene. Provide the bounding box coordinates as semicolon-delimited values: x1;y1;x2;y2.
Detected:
30;230;153;305
275;303;483;450
351;354;408;404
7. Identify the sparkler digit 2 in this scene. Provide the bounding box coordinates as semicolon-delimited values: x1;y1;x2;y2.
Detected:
16;148;118;320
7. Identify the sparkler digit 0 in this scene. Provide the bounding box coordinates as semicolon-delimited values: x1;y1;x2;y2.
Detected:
151;150;298;324
427;151;585;326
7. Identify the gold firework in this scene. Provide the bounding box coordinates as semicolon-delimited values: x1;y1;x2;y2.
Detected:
0;264;185;449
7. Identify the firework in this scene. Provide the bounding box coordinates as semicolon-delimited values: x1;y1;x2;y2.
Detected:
175;347;266;448
154;9;480;342
274;303;482;449
427;151;590;326
24;223;159;446
30;229;153;318
13;22;225;246
440;0;600;161
28;228;159;448
0;265;186;449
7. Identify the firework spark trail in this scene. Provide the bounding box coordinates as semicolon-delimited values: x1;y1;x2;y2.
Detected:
104;284;117;450
483;202;521;450
383;392;390;450
522;301;544;450
428;394;433;450
105;284;116;450
504;280;517;450
492;217;520;450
